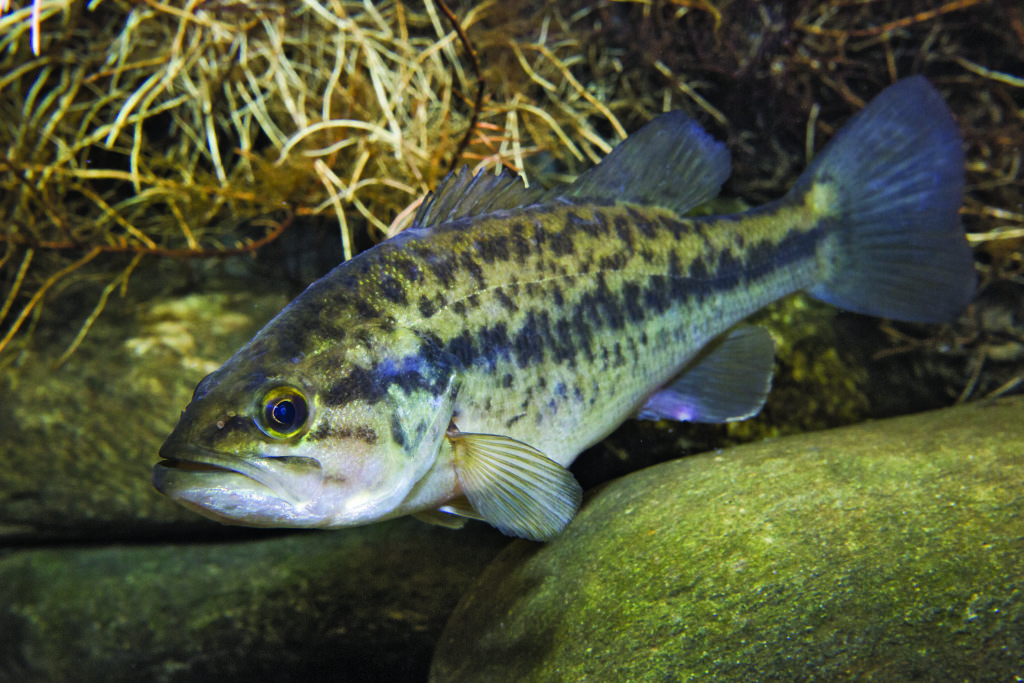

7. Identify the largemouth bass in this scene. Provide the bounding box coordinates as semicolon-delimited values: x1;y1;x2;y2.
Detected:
154;77;975;541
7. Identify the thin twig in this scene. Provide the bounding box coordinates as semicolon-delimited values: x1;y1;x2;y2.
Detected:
53;256;140;369
795;0;985;38
0;247;34;325
436;0;484;174
0;214;294;258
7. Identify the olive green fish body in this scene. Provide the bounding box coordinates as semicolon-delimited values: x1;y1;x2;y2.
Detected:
155;77;975;540
336;197;820;467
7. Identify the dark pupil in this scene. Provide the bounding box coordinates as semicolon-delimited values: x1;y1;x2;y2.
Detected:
271;399;296;426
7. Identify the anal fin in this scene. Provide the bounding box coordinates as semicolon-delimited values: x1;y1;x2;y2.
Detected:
638;325;775;423
438;496;482;520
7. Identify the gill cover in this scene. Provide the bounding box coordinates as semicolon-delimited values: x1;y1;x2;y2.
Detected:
314;324;462;522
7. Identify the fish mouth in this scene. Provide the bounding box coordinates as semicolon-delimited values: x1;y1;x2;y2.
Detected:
153;440;324;525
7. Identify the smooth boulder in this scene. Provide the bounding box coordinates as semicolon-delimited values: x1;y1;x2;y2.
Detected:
0;287;288;539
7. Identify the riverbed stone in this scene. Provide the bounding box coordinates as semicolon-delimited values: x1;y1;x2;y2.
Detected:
432;396;1024;682
0;518;507;682
0;283;289;539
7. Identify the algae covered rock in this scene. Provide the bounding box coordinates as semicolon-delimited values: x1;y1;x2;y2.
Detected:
0;518;506;682
0;284;288;539
432;397;1024;681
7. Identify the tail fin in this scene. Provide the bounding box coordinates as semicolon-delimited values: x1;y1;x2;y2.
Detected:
798;76;975;323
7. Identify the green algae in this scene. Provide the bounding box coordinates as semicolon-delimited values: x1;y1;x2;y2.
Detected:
432;396;1024;682
734;295;873;439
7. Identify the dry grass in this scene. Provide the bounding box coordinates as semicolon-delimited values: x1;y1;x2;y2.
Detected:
0;0;1021;370
0;0;639;363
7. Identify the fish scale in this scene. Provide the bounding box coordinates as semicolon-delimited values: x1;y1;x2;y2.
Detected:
341;197;821;467
155;77;976;541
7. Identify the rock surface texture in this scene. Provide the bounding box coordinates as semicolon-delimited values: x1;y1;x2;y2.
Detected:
432;396;1024;682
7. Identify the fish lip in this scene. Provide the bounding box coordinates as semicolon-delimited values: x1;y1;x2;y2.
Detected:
154;457;232;473
154;440;324;506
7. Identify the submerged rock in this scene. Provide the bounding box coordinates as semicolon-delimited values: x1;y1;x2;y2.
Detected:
0;285;289;540
0;519;506;682
432;396;1024;681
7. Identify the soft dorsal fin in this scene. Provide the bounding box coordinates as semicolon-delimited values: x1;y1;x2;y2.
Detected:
562;111;732;214
638;325;775;423
411;166;552;229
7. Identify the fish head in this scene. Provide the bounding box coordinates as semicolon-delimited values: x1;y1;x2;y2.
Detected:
154;318;459;528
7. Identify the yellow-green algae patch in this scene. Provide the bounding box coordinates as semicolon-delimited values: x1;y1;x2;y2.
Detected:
433;396;1024;681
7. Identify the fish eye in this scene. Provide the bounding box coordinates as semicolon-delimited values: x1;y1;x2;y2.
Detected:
256;386;309;439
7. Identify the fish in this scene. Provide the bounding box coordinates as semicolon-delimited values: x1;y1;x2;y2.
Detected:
153;76;975;541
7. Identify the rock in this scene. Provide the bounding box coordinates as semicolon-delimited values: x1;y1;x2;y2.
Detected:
0;284;289;539
0;518;507;682
432;396;1024;682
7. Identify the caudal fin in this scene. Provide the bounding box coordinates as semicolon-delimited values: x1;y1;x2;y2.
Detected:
799;76;975;323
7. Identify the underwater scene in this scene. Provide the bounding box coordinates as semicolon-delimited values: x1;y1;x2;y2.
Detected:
1;0;1022;680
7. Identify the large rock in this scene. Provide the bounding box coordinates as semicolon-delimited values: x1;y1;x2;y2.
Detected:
0;284;289;539
0;518;507;682
432;396;1024;681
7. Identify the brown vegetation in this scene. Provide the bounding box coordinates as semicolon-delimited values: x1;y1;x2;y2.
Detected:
1;0;1021;380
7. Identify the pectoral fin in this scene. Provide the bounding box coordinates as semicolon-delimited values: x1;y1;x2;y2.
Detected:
447;430;583;542
638;325;776;423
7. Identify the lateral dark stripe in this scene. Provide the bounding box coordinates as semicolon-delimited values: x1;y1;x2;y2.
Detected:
379;274;407;304
425;223;822;375
297;198;824;413
746;224;822;274
390;414;407;448
418;295;436;318
324;350;453;406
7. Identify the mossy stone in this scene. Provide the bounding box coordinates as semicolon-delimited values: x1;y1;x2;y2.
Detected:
0;285;289;539
0;519;506;681
432;396;1024;682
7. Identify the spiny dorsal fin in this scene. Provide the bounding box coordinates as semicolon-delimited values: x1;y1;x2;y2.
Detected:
638;325;775;423
562;111;732;214
411;166;552;229
412;111;731;228
447;430;582;542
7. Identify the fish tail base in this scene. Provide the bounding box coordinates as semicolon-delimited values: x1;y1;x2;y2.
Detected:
800;76;975;323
